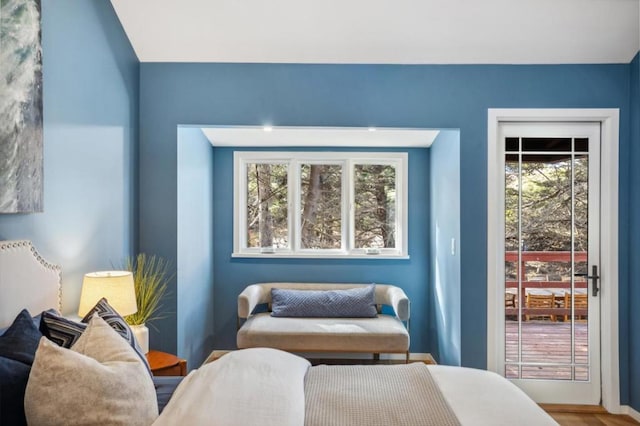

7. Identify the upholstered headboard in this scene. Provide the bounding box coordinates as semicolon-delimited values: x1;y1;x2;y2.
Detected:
0;240;62;328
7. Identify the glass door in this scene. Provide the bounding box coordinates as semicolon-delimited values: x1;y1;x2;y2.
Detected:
498;122;601;404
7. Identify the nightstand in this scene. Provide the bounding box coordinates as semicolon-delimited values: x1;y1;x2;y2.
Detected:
146;350;187;376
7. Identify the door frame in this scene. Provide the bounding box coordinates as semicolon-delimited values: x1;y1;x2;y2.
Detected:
487;109;620;412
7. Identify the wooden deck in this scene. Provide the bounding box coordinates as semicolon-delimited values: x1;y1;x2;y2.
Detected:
505;320;589;380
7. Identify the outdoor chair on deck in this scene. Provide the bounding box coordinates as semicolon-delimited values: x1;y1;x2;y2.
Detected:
505;291;517;320
525;293;556;322
564;293;588;321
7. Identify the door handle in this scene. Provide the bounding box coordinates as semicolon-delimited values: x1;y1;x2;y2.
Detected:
574;265;599;297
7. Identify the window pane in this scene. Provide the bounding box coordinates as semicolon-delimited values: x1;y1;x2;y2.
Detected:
520;156;572;369
354;164;396;249
574;138;588;152
521;156;573;252
573;155;589;366
505;137;519;152
300;164;342;249
246;163;288;248
522;137;572;152
505;154;520;367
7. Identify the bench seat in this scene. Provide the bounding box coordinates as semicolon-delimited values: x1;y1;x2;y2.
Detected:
236;282;411;357
237;313;409;353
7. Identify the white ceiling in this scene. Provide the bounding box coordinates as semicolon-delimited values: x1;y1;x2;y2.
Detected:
200;126;440;147
111;0;639;64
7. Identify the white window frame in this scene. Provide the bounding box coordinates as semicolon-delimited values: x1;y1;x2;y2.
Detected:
233;151;409;259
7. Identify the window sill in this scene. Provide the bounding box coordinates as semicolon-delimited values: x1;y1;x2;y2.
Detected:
231;253;410;260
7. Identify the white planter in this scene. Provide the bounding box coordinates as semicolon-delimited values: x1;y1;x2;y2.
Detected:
130;324;149;354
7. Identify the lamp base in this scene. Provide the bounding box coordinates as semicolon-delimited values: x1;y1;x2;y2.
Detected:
130;324;149;354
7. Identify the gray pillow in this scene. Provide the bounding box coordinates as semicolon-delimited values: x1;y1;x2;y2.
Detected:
25;315;158;426
271;285;377;318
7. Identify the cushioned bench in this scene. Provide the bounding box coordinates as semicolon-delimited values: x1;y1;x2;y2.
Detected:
236;283;410;360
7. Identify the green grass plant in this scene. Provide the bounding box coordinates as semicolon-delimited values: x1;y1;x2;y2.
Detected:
122;254;171;328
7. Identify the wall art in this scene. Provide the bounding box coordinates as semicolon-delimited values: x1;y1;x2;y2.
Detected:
0;0;43;213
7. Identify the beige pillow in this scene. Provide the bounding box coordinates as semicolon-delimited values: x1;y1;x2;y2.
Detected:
25;315;158;426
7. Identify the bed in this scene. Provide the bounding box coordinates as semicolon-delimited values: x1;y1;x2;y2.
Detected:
0;240;558;426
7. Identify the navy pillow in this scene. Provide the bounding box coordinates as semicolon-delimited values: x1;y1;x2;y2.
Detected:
271;285;378;318
0;309;43;365
153;376;184;414
0;356;32;426
0;308;59;336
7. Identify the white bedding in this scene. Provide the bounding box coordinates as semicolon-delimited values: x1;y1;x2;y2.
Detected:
430;365;557;426
154;348;310;426
155;348;557;426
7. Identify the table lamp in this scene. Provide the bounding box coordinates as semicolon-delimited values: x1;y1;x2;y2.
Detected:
77;271;149;353
78;270;138;318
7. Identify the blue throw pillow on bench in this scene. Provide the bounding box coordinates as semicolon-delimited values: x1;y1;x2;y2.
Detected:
271;285;377;318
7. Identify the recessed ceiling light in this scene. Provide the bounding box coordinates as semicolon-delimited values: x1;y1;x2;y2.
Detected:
368;127;377;132
263;125;273;132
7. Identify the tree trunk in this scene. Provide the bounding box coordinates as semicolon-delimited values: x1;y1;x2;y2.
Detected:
256;164;273;247
372;165;394;247
301;165;322;247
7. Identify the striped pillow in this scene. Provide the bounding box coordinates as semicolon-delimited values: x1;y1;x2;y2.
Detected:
39;298;150;374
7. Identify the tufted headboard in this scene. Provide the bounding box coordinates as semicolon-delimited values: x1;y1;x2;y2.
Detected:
0;240;62;328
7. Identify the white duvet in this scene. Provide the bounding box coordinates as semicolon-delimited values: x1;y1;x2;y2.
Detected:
154;348;557;426
153;348;309;426
429;365;558;426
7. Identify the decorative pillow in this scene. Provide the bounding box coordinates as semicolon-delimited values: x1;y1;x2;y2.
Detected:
0;356;32;426
153;376;184;414
39;311;85;347
0;308;59;335
0;309;53;426
25;315;158;426
40;298;150;373
80;297;147;360
271;285;378;318
0;309;43;365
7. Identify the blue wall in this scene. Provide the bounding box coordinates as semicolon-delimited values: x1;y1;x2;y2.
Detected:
211;147;430;351
0;1;139;312
429;130;461;365
629;52;640;412
177;127;215;369
139;63;630;382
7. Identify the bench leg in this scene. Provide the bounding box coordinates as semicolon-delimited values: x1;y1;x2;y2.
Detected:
373;353;380;362
406;351;410;364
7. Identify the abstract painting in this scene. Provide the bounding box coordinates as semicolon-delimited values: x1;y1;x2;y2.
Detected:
0;0;43;213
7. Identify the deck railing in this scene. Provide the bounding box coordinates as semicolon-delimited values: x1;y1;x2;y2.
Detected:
504;251;588;319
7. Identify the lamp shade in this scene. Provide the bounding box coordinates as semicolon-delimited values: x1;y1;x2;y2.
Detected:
78;271;138;317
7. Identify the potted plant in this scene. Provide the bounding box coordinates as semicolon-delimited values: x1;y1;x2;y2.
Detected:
122;254;171;354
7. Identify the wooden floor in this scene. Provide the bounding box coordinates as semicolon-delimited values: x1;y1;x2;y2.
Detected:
506;320;588;380
542;405;639;425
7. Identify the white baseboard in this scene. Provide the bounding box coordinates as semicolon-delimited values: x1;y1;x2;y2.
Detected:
621;405;640;422
295;351;381;359
206;350;434;363
295;352;431;361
